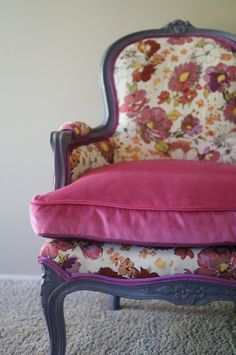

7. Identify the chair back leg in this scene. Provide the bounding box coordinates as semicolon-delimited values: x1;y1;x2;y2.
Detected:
109;295;120;310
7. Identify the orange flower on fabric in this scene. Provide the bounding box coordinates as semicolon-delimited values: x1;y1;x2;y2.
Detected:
118;258;137;278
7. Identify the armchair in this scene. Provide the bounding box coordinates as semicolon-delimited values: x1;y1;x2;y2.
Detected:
30;20;236;355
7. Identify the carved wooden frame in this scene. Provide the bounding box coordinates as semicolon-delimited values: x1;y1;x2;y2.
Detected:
41;264;236;355
41;20;236;355
50;19;236;188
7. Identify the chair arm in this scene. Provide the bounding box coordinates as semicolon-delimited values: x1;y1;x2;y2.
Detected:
69;137;114;183
59;121;91;140
51;121;114;189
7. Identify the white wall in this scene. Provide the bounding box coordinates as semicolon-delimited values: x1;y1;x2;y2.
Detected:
1;0;236;275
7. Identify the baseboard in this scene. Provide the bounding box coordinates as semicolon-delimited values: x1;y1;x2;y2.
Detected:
0;274;40;280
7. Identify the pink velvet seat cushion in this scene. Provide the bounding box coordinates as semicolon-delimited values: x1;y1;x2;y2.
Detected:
30;159;236;246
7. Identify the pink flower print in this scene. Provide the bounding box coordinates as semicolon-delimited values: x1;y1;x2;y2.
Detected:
199;147;221;162
181;114;203;137
79;241;103;259
62;257;81;275
169;62;201;92
120;90;149;118
167;37;193;45
204;63;236;92
40;240;75;259
137;106;172;143
224;98;236;124
195;248;236;279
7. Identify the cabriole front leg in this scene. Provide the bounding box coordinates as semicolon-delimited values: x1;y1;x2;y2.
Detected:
41;265;67;355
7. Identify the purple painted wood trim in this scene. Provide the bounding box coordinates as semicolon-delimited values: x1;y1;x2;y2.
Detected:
51;19;236;189
38;256;236;288
41;263;236;354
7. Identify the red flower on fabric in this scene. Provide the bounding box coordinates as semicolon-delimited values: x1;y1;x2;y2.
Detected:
79;241;103;260
40;240;75;259
138;40;161;58
177;89;198;104
132;64;156;82
133;267;159;279
96;266;159;279
120;89;149;117
169;62;201;92
96;267;125;279
195;248;236;279
204;63;236;92
137;106;172;143
174;248;194;260
157;91;170;104
224;98;236;124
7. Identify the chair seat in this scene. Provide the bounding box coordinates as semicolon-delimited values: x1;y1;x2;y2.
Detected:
39;239;236;280
31;159;236;247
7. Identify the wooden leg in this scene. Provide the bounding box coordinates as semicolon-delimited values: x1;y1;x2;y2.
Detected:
109;295;121;310
41;265;67;355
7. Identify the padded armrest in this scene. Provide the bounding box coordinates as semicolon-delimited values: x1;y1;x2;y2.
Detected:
51;120;114;188
59;121;91;140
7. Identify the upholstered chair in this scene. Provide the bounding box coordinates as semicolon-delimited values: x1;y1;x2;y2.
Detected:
30;20;236;355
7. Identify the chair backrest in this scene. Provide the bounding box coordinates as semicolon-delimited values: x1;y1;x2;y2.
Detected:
101;20;236;164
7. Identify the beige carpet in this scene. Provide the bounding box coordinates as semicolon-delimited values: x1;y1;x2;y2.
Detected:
0;279;236;355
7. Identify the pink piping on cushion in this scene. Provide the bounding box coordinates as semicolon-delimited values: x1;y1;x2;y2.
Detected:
37;235;236;248
31;199;236;211
31;204;236;247
31;159;236;211
38;256;236;286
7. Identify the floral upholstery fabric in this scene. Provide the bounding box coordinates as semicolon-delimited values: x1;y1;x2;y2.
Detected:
59;121;114;181
69;139;113;182
113;36;236;163
59;121;91;138
40;239;236;280
61;36;236;182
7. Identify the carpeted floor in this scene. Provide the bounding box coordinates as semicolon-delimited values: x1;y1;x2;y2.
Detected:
0;279;236;355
